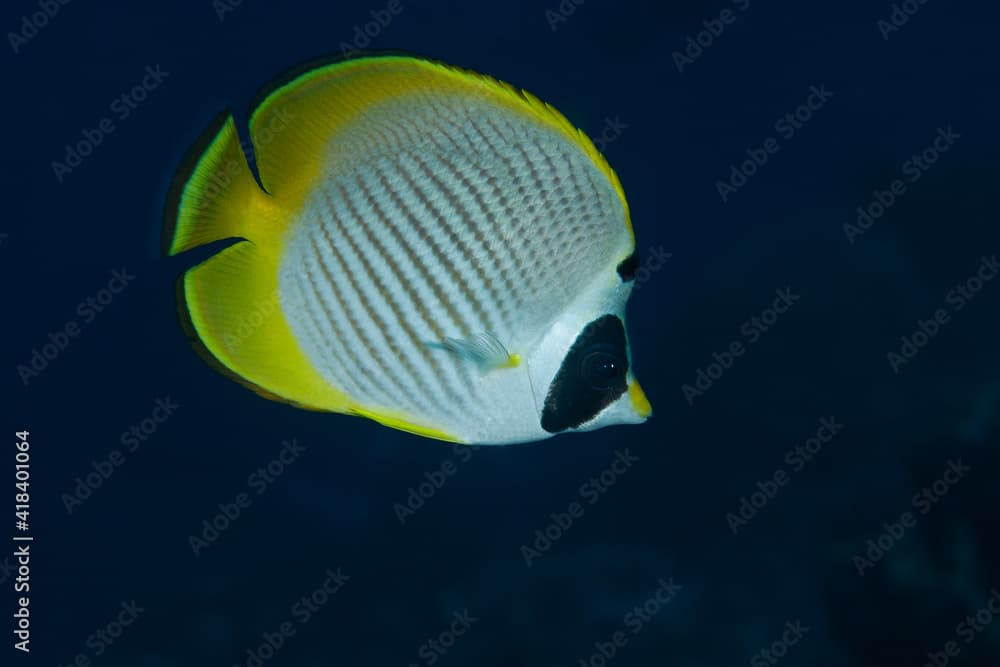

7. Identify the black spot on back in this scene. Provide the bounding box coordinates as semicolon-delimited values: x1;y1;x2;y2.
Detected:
617;251;639;281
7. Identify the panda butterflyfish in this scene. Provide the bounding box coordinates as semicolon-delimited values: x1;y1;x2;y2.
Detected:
163;54;652;445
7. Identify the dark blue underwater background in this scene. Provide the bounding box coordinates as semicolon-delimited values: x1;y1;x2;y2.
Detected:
5;0;1000;665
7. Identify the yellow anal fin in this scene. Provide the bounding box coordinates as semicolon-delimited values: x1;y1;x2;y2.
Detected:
351;407;460;443
179;240;350;412
180;241;461;442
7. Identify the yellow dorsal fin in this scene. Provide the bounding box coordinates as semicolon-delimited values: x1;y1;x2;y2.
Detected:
246;54;633;239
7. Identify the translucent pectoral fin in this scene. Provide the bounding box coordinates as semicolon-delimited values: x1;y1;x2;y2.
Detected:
427;332;520;371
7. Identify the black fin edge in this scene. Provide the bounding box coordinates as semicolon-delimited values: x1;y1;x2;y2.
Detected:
161;109;233;257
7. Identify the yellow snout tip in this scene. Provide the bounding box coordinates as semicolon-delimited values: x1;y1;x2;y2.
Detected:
628;381;652;418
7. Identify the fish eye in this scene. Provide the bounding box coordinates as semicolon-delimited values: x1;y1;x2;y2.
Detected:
580;344;625;391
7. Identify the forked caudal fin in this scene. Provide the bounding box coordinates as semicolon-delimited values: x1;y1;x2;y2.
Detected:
162;112;272;256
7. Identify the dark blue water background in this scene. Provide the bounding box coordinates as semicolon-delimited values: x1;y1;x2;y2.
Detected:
6;1;1000;665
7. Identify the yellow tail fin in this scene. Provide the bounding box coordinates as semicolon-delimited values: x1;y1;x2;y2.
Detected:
163;112;270;255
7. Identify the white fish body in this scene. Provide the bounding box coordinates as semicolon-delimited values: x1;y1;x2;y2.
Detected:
165;55;651;445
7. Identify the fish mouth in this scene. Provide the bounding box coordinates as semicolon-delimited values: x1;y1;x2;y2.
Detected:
628;380;652;419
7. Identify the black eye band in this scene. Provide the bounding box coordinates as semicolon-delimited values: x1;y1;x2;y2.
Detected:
540;315;629;433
